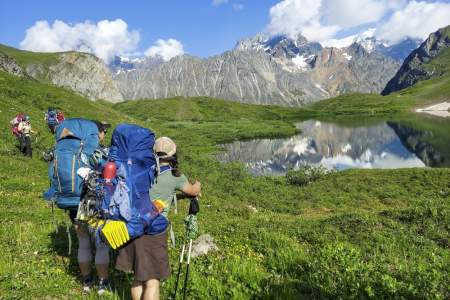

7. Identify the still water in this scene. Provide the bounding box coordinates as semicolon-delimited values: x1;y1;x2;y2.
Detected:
218;115;450;175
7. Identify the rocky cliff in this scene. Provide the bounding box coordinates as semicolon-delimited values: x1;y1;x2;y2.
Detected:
0;45;123;102
382;26;450;95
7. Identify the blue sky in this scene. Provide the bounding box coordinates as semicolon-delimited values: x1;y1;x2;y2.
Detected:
1;0;450;62
0;0;279;58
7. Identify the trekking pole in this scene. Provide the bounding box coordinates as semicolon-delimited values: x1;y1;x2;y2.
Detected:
182;239;193;300
172;240;187;299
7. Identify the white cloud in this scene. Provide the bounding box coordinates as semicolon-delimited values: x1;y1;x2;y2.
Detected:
375;1;450;44
213;0;229;6
267;0;340;41
145;39;185;61
322;0;388;28
233;3;244;11
20;19;140;63
265;0;439;45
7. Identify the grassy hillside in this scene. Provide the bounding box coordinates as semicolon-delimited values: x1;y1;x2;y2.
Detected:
310;47;450;115
0;44;59;70
0;70;449;299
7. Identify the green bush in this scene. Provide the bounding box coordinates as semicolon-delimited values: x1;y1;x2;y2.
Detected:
286;165;332;186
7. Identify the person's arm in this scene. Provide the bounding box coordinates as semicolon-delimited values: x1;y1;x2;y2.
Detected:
181;180;201;197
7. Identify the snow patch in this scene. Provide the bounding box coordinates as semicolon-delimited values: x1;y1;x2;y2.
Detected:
314;83;329;95
343;52;352;61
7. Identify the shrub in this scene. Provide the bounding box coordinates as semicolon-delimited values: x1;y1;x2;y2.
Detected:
286;165;332;186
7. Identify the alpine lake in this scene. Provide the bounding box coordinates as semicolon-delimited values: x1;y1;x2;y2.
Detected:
218;113;450;176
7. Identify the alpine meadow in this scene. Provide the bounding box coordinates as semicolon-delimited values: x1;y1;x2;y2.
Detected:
0;1;449;300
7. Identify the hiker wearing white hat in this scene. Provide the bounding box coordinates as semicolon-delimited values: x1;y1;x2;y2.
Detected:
116;136;201;300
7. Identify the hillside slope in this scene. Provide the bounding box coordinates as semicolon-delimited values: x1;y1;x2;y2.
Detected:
0;44;123;102
0;71;449;299
382;26;450;95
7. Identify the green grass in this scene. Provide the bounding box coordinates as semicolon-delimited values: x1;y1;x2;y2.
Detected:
0;44;59;69
0;69;449;300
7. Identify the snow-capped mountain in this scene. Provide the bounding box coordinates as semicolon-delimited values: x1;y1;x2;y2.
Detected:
237;30;421;63
111;32;401;106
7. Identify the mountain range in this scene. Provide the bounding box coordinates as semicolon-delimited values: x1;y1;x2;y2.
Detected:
112;33;421;106
2;27;449;107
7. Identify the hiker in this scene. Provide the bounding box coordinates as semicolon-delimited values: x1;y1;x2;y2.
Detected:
17;115;36;157
115;136;201;300
10;112;24;138
45;108;59;133
57;110;65;124
69;120;112;295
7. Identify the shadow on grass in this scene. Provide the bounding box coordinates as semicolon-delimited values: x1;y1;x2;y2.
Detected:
48;224;133;299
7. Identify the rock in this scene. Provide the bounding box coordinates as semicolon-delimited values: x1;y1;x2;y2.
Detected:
0;52;24;76
191;234;218;258
247;205;258;212
33;52;123;102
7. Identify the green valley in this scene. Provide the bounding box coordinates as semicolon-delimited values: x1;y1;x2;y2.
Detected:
0;69;449;299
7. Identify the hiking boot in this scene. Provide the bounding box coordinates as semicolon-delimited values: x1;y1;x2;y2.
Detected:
82;275;93;293
97;278;111;295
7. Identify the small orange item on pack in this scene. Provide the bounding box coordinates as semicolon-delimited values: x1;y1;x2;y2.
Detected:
153;199;166;213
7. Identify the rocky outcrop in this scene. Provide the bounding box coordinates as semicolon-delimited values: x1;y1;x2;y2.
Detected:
0;52;24;76
382;26;450;95
0;45;123;103
27;52;123;102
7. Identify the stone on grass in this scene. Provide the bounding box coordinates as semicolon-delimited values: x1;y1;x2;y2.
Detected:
191;234;218;258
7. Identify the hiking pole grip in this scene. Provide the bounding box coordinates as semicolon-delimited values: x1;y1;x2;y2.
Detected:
182;239;193;300
188;197;199;215
173;242;186;299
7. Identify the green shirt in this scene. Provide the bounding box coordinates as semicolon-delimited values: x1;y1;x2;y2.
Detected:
150;171;188;217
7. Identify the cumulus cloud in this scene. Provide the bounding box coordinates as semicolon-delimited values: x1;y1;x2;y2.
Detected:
322;0;388;28
375;1;450;44
266;0;399;42
266;0;450;45
145;39;185;61
20;19;140;62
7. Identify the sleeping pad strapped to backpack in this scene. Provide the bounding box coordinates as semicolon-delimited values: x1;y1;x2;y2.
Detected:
100;123;168;249
49;119;100;209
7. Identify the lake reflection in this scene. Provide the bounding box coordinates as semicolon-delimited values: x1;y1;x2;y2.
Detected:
218;119;438;175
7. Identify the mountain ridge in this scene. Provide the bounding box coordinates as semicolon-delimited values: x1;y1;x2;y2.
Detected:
382;25;450;95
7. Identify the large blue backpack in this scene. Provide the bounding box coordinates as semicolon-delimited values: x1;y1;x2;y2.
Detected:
102;123;168;239
52;119;99;209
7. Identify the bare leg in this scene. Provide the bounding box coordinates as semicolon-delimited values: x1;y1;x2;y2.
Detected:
74;224;92;276
143;279;160;300
131;280;144;300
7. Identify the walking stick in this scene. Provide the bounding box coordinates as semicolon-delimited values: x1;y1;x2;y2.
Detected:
172;197;199;299
173;241;187;299
182;239;193;300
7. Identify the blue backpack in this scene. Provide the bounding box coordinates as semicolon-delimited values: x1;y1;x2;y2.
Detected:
50;119;100;209
102;123;168;239
47;110;58;126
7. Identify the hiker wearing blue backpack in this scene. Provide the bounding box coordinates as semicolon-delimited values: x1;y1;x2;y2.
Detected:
45;107;59;133
115;137;201;300
72;121;112;295
44;118;112;295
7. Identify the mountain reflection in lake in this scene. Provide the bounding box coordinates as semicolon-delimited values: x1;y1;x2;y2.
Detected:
218;120;431;176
